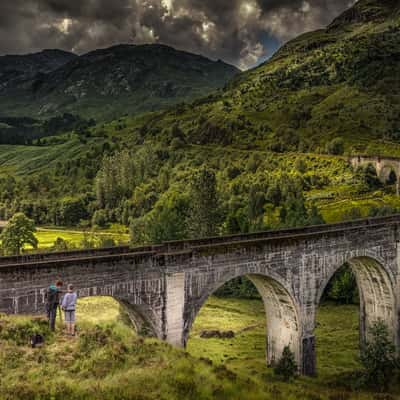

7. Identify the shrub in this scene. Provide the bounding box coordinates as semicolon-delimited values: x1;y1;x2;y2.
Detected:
97;236;116;248
92;209;109;228
273;346;298;381
360;320;398;390
0;318;51;346
53;237;69;252
325;266;359;304
326;138;344;155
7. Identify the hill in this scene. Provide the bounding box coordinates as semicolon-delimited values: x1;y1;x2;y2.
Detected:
0;49;76;87
132;0;400;153
0;44;239;120
1;0;400;239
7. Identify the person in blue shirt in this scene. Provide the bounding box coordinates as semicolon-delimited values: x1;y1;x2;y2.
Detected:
45;280;63;331
61;284;78;336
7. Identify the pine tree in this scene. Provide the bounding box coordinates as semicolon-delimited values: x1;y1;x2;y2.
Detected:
187;167;221;239
274;346;298;382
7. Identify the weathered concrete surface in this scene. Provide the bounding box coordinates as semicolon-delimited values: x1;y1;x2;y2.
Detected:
1;216;400;376
349;155;400;194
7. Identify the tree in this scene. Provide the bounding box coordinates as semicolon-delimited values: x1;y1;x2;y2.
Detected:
274;346;298;381
326;137;344;155
356;164;381;191
53;237;68;252
187;167;221;238
360;320;398;390
58;197;88;226
325;266;358;304
148;206;186;243
92;209;109;228
0;213;38;255
248;185;265;222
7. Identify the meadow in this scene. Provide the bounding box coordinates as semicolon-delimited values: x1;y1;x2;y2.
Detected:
0;296;398;400
33;227;130;249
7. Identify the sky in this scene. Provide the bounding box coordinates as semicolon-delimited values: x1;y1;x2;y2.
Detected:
0;0;356;70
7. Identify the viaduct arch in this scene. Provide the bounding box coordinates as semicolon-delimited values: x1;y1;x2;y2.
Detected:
349;155;400;194
0;216;400;376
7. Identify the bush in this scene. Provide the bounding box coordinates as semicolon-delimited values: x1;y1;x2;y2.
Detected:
92;209;109;228
360;320;398;390
0;317;51;346
326;137;344;155
325;266;359;304
97;236;116;248
273;346;298;381
356;164;381;191
53;237;69;252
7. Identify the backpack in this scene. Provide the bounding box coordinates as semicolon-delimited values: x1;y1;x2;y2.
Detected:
45;286;59;306
30;334;44;348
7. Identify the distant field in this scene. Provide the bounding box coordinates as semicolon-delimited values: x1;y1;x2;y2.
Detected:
0;141;92;176
33;227;130;249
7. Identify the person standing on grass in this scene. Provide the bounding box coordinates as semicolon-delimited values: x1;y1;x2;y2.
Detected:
61;284;78;336
45;280;63;331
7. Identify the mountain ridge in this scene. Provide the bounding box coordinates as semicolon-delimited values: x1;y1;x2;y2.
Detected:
0;44;239;120
131;0;399;152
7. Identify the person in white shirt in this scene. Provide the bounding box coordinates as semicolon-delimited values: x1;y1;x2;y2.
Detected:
61;284;78;336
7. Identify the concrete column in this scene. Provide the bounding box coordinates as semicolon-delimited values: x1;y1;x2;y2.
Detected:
350;258;396;346
164;272;186;347
248;275;301;370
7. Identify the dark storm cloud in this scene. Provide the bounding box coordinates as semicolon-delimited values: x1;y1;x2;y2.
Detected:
0;0;356;69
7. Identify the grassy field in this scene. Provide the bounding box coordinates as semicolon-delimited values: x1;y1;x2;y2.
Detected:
0;296;398;399
33;227;130;250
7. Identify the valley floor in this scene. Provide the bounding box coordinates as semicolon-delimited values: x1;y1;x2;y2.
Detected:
0;297;399;400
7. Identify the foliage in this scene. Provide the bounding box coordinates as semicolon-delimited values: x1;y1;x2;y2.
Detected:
214;277;260;299
52;237;69;251
356;164;382;191
360;320;398;390
324;266;359;304
326;138;345;155
0;212;38;255
273;346;298;382
187;167;221;239
0;316;51;346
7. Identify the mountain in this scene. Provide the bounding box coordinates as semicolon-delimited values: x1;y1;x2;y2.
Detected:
0;49;77;93
0;44;239;120
132;0;399;153
1;0;400;238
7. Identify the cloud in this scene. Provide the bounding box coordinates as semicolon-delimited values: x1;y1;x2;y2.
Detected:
0;0;356;69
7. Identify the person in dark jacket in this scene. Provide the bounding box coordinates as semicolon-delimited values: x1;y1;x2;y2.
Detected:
61;284;78;336
45;280;63;331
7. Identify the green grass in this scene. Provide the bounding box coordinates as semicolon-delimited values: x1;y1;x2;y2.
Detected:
1;296;399;399
33;228;130;249
0;141;93;176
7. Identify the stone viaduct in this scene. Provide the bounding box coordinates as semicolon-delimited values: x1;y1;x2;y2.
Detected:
1;215;400;376
349;155;400;194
